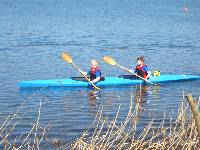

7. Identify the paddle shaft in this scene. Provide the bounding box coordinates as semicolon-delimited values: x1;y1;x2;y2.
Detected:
71;62;101;90
116;64;155;85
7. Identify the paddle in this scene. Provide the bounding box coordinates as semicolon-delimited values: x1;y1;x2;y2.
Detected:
102;56;155;85
62;53;101;90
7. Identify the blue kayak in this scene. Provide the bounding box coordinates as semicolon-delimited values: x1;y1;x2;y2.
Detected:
18;75;200;88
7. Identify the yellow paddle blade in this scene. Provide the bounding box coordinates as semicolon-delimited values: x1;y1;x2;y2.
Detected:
62;53;73;64
102;56;117;66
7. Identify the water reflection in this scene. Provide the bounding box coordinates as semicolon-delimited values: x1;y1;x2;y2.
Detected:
152;85;161;99
132;84;161;125
88;90;101;105
134;85;151;111
17;84;164;145
87;89;102;115
134;84;161;106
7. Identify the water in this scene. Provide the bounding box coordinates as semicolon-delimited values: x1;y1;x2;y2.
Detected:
0;0;200;148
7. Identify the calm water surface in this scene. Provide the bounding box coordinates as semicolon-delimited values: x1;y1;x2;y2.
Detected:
0;0;200;148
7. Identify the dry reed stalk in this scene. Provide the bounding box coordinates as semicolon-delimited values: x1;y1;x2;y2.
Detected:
100;106;121;149
1;88;200;149
33;100;42;149
71;92;200;150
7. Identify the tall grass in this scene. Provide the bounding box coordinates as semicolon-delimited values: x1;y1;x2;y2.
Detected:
0;87;64;149
0;88;199;149
71;92;200;150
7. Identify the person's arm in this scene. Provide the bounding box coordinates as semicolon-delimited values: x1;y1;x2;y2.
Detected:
128;67;136;73
90;71;101;83
143;66;151;79
90;77;100;83
147;71;151;79
128;69;135;73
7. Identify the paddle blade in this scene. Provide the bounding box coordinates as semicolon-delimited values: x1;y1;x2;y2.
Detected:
102;56;117;66
62;53;73;64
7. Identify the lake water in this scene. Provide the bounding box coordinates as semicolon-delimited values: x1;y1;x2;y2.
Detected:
0;0;200;148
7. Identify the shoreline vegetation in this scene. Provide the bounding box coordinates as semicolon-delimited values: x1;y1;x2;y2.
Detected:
0;87;199;149
71;93;200;150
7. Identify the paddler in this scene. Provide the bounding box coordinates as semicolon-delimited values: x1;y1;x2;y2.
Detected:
81;59;102;83
130;56;151;80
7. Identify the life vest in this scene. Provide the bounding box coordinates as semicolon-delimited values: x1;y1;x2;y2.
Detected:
89;67;101;81
135;64;148;79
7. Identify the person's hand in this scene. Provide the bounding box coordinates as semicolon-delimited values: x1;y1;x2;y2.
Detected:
90;80;95;84
129;70;134;73
147;71;151;79
146;75;151;80
81;71;87;76
90;77;100;84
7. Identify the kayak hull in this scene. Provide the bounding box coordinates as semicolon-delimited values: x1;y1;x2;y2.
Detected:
18;75;200;88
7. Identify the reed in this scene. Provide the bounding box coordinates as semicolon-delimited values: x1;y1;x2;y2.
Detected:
71;92;200;150
0;88;64;149
0;88;199;149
